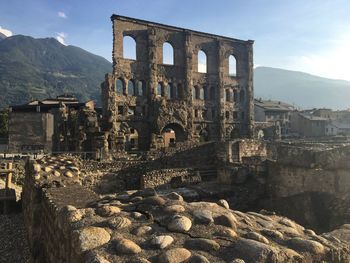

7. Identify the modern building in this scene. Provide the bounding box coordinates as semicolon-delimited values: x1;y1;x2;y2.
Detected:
8;95;96;153
254;99;295;137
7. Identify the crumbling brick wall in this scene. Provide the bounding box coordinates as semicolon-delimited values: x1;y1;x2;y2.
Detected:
101;15;254;154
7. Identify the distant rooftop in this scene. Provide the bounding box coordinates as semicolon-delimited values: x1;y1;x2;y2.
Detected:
254;99;295;112
10;94;92;112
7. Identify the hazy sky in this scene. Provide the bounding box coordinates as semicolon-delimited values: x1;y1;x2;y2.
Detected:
1;0;350;80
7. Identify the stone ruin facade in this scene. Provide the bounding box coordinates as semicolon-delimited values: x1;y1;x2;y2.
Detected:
101;15;254;153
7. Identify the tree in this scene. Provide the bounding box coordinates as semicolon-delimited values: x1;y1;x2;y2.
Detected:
0;109;8;138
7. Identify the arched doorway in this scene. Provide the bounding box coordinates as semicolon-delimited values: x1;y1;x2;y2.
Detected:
161;123;186;147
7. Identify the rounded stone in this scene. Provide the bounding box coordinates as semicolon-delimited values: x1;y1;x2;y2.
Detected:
214;213;237;229
166;192;184;201
185;238;220;252
230;259;245;263
115;238;141;254
150;235;174;249
74;226;111;253
44;166;52;173
215;227;237;238
164;205;185;213
132;225;153;236
65;171;74;178
261;229;284;240
217;199;230;209
142;196;166;206
168;215;192;232
107;216;131;229
131;211;146;220
33;163;41;172
244;231;270;244
68;210;83;222
287;238;325;255
53;170;61;177
34;173;40;180
97;206;121;217
156;248;191;263
193;210;213;224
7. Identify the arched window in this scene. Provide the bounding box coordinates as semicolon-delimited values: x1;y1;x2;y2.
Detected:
128;80;135;96
229;55;237;76
195;86;201;100
116;78;124;94
166;83;172;99
137;80;145;96
203;87;208;101
199;87;204;100
210;87;215;101
198;50;207;73
240;90;245;103
163;42;174;65
157;82;163;97
226;89;231;102
192;86;196;100
169;83;178;99
123;36;136;60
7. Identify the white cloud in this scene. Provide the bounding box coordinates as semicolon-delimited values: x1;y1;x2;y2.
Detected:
56;32;67;45
58;11;67;19
0;26;13;37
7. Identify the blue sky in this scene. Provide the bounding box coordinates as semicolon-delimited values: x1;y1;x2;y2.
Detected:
1;0;350;80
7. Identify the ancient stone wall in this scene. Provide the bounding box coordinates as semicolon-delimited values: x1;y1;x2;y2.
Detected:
101;15;254;153
263;143;350;232
22;155;350;263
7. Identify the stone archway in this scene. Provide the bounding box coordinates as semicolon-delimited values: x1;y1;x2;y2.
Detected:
161;123;186;147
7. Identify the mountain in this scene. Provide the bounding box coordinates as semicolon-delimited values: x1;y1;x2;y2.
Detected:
0;32;6;41
254;67;350;110
0;35;111;108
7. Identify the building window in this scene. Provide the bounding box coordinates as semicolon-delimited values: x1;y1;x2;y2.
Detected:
199;87;204;100
177;84;183;99
229;55;237;76
198;50;207;73
166;83;172;99
116;78;124;94
137;80;145;96
157;83;163;97
118;106;124;115
123;36;136;60
128;80;135;96
194;109;199;118
225;111;230;120
163;42;174;65
225;89;231;102
128;106;135;115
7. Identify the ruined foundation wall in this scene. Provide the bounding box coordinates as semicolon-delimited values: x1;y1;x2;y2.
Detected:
22;158;98;263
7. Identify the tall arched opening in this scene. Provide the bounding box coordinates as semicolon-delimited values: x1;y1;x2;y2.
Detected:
161;123;186;147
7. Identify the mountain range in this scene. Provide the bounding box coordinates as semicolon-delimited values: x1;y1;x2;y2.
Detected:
0;35;111;108
254;67;350;110
0;35;349;110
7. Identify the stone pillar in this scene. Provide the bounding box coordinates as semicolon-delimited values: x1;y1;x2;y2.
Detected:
184;31;194;139
246;40;255;138
217;40;226;141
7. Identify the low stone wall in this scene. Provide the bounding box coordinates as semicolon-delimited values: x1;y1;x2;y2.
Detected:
22;156;99;263
141;168;193;189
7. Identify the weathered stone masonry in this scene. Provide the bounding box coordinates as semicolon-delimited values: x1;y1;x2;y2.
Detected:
101;15;254;152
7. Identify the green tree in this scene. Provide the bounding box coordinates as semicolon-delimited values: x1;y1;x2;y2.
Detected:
0;109;8;138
